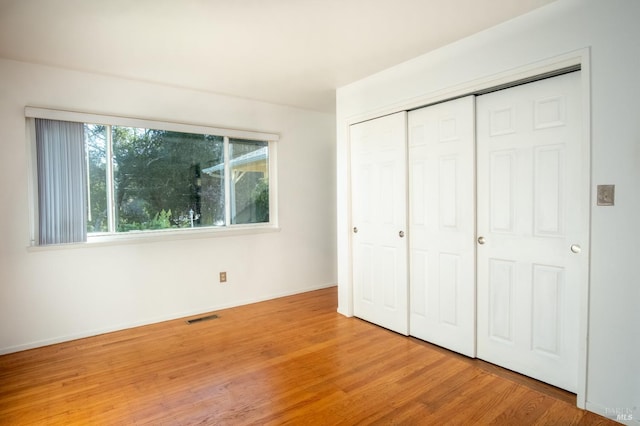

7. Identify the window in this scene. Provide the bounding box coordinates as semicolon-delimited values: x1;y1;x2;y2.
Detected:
28;108;277;245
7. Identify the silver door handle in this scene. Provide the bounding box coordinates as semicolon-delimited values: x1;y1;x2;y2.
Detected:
570;244;581;253
477;236;486;245
399;231;405;238
353;227;358;234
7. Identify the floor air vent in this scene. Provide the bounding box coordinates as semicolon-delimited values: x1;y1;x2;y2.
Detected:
186;314;219;324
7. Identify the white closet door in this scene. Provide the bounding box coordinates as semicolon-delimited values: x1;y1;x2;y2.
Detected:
351;112;408;335
408;96;476;357
476;72;587;392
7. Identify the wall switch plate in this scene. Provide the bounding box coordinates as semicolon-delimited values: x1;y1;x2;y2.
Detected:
597;185;615;206
219;272;227;283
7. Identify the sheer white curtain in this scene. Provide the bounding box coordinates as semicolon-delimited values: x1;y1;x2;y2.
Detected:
35;119;87;245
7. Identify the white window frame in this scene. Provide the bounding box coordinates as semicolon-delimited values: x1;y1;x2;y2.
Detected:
26;107;279;247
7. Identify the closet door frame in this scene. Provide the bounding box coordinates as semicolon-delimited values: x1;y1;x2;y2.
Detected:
344;49;591;408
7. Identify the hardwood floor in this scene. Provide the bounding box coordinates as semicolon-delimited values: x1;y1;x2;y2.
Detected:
0;287;615;425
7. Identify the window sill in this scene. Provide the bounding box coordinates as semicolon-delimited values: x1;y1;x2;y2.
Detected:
27;224;281;251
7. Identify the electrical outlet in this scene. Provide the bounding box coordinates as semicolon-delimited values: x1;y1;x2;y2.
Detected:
219;272;227;283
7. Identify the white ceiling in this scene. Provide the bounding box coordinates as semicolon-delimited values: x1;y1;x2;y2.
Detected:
0;0;556;113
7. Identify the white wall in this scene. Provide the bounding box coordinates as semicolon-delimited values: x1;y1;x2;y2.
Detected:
0;59;336;354
336;0;639;422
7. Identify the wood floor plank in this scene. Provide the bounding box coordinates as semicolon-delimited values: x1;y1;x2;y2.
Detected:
0;287;616;425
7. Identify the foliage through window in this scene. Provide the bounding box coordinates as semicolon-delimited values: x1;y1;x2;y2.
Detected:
33;115;273;244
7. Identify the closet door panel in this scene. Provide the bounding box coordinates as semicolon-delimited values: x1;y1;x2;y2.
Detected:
351;112;408;335
476;72;585;392
408;96;476;357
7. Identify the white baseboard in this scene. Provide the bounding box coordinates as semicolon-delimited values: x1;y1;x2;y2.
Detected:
0;283;337;355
